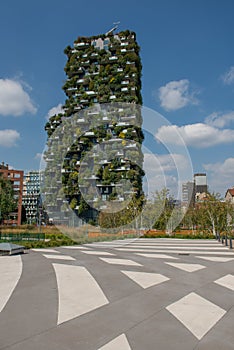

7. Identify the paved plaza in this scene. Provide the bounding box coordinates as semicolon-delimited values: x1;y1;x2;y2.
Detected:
1;238;234;349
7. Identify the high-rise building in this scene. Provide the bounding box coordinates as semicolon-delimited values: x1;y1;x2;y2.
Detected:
44;28;144;225
194;173;208;198
182;181;195;206
22;171;41;224
0;162;23;225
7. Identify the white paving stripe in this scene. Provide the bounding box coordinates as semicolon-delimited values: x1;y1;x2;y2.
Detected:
117;245;228;250
0;255;22;313
139;239;217;242
53;263;109;325
121;270;170;289
43;254;76;261
31;248;59;253
166;292;226;340
196;256;234;262
99;258;142;266
98;334;132;350
126;242;221;246
81;251;115;256
61;246;90;250
116;248;233;255
214;274;234;291
165;262;206;272
136;253;178;259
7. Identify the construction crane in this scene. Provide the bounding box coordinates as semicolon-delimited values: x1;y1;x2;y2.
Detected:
105;21;120;36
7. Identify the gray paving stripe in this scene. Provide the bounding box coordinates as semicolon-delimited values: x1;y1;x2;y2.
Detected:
0;253;58;349
125;308;198;350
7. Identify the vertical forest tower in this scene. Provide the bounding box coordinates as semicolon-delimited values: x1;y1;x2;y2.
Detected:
45;28;144;226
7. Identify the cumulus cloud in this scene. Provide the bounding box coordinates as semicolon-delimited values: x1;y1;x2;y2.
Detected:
45;103;64;120
144;153;189;173
0;79;37;116
203;158;234;195
205;111;234;128
158;79;198;111
143;153;190;197
34;153;42;160
0;129;20;147
156;123;234;148
204;158;234;176
221;66;234;85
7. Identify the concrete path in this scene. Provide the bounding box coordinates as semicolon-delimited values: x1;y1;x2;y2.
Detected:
0;238;234;349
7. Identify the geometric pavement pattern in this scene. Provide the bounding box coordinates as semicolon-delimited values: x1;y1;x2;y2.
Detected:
0;238;234;349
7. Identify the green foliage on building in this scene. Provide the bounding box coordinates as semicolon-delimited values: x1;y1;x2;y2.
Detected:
44;30;144;227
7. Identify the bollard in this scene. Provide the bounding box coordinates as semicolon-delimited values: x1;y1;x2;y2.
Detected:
221;236;224;244
225;235;228;246
229;238;233;249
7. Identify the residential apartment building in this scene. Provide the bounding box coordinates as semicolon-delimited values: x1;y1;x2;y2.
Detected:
0;162;23;225
22;171;41;224
225;188;234;204
182;181;195;206
194;173;208;200
44;28;144;225
182;174;208;206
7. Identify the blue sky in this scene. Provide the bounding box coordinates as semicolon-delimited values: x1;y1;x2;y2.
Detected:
0;0;234;197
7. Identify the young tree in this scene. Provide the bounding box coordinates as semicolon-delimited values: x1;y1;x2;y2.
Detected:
152;188;175;230
191;193;230;237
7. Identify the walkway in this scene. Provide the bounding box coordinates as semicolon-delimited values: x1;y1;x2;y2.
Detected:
0;238;234;349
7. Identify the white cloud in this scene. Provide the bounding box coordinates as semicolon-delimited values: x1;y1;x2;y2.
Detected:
45;103;64;120
221;66;234;85
156;123;234;148
144;153;189;173
143;153;190;197
205;111;234;128
158;79;198;111
0;129;20;147
34;153;42;160
0;79;37;116
203;158;234;195
204;158;234;176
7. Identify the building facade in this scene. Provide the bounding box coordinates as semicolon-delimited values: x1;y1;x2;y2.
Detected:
194;173;208;200
44;29;144;225
225;188;234;204
0;162;23;225
22;171;41;224
182;181;195;206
